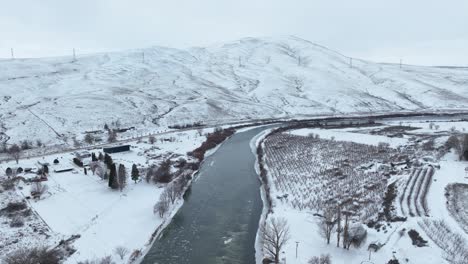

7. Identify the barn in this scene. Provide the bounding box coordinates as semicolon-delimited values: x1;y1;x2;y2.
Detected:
103;145;131;154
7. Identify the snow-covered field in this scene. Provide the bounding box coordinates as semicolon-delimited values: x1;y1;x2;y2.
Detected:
258;120;468;264
0;129;207;263
1;36;468;147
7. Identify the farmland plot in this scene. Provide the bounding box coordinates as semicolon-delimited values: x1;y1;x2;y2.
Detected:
419;218;468;264
0;181;58;257
399;166;435;217
263;132;400;221
446;183;468;234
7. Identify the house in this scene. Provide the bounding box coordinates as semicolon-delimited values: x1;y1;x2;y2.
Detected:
103;145;130;154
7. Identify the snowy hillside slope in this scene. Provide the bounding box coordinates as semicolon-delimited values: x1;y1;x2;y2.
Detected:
1;36;467;144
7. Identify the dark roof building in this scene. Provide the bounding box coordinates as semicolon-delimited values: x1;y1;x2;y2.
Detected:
103;145;131;154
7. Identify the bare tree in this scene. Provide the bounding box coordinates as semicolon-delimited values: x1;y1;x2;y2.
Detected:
318;207;336;244
90;161;106;179
165;179;185;204
114;246;128;260
8;144;21;164
336;206;341;247
308;254;332;264
84;134;94;144
342;211;353;249
461;134;468;160
154;193;170;218
73;136;81;147
107;130;117;143
262;217;290;263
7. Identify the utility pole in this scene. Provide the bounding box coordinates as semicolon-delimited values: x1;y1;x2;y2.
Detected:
72;48;76;62
10;48;14;59
350;57;353;68
400;59;402;69
142;52;145;63
295;241;299;258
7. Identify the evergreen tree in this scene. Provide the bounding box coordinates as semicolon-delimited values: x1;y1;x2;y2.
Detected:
43;165;49;175
131;164;139;183
98;152;104;161
108;163;119;189
104;153;113;169
118;164;126;191
91;152;97;162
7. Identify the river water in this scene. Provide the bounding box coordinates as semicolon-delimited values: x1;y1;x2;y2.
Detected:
141;113;468;264
141;126;269;264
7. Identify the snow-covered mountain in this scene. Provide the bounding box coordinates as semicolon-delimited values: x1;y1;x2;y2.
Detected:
1;36;467;144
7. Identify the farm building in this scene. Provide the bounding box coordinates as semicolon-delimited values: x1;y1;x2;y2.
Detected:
103;145;130;154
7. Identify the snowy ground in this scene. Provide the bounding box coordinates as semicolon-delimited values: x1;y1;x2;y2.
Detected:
1;36;468;147
258;119;468;264
290;127;408;148
0;129;208;263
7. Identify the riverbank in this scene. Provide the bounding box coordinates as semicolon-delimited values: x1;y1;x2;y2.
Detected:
139;125;273;264
133;128;237;264
0;128;221;263
254;116;468;264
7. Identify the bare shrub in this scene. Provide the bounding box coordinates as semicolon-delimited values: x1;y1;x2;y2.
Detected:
4;201;27;212
146;160;173;184
422;139;435;151
78;255;115;264
84;134;95;144
188;128;235;160
10;216;24;227
4;247;61;264
261;217;290;263
309;254;332;264
445;135;461;153
149;135;156;144
346;224;367;249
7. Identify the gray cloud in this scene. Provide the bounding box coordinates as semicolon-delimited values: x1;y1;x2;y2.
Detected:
1;0;467;66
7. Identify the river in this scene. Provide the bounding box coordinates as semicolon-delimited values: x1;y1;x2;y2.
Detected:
141;126;270;264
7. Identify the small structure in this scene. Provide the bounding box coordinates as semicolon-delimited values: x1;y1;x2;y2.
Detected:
54;168;74;173
37;161;50;166
103;145;130;154
74;150;91;159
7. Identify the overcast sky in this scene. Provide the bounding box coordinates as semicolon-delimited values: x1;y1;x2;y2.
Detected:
1;0;467;66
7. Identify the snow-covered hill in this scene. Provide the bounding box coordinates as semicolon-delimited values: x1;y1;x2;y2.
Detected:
1;36;467;145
